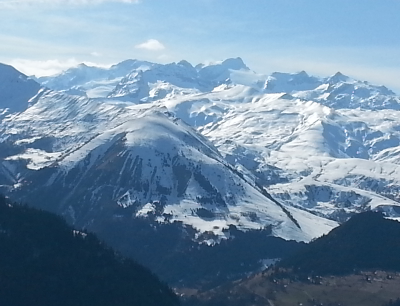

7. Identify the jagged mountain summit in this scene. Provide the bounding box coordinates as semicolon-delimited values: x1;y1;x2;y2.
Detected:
0;63;41;116
2;57;400;285
0;65;338;284
35;57;250;100
3;57;400;232
35;58;399;110
0;84;335;244
34;59;156;97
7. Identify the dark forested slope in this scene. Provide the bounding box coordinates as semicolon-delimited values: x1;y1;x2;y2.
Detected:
278;211;400;275
0;195;179;306
184;212;400;306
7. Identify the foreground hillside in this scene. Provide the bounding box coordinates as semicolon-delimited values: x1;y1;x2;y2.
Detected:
0;195;179;306
186;212;400;306
278;211;400;275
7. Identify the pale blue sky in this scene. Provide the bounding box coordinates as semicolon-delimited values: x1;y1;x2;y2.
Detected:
1;0;399;92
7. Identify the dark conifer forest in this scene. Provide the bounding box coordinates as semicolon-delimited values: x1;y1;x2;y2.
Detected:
278;211;400;276
0;194;180;306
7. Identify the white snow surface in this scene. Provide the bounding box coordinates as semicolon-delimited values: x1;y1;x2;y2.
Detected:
3;57;400;242
0;86;338;242
166;86;400;218
0;63;41;115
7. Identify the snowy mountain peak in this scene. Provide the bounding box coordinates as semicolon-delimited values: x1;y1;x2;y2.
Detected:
220;57;249;70
264;71;321;93
0;62;24;78
110;59;138;69
3;59;400;245
110;59;154;73
0;86;337;242
0;63;41;114
177;60;194;69
326;71;350;84
297;70;309;76
197;57;249;86
77;63;89;68
106;58;255;101
269;71;315;83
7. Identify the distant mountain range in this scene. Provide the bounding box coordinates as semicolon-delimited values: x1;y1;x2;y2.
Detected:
1;57;400;285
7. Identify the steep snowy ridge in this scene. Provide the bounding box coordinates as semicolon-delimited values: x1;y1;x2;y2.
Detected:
107;57;252;102
294;73;400;110
198;57;249;83
0;63;41;115
70;58;400;222
171;87;400;220
36;57;253;101
2;57;400;245
0;84;336;243
263;71;322;93
36;59;155;98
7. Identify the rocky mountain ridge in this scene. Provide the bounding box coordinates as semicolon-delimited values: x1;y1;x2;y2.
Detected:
2;57;400;285
3;58;400;235
0;81;335;244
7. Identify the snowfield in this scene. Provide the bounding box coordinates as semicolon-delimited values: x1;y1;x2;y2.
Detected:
1;58;400;243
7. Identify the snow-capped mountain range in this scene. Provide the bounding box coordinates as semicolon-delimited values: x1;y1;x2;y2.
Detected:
1;58;400;245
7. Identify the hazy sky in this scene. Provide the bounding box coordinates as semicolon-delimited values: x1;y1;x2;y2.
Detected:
1;0;399;92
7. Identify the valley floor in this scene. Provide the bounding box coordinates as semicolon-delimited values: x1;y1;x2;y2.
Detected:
185;270;400;306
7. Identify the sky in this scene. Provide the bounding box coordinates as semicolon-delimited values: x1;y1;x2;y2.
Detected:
0;0;399;93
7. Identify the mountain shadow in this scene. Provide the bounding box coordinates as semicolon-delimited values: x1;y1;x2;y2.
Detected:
0;194;179;306
183;212;400;306
278;211;400;276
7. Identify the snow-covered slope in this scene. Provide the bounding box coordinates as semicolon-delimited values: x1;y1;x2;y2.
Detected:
294;72;399;110
3;57;400;244
0;86;336;243
157;77;400;222
37;57;251;101
107;57;251;102
0;63;41;115
36;59;155;98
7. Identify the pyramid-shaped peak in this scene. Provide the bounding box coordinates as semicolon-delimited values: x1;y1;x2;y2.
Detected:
177;60;194;69
220;57;249;70
296;70;309;77
62;63;97;74
328;71;349;83
0;63;41;113
194;63;205;71
333;71;346;78
115;59;138;66
0;63;26;80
